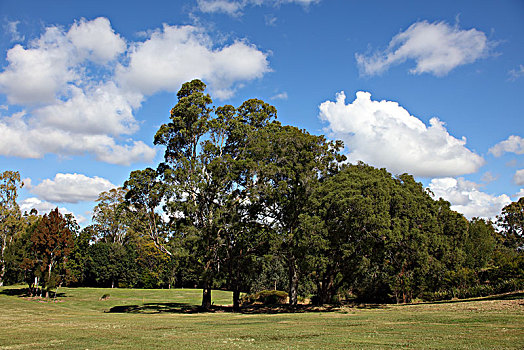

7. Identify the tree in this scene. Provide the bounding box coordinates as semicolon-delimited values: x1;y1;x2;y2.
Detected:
124;168;169;255
0;170;24;286
92;188;131;244
253;124;345;305
27;208;74;297
497;197;524;249
465;218;496;270
302;163;394;304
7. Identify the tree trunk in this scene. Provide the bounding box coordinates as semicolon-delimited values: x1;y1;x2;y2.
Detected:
0;238;6;287
288;255;298;306
0;264;5;287
46;261;53;298
202;285;212;309
233;289;241;312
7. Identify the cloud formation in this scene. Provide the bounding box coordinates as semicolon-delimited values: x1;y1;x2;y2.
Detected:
19;197;86;223
0;17;270;164
319;91;485;177
514;169;524;186
508;64;524;81
196;0;319;16
116;25;270;99
356;21;492;76
489;135;524;157
29;173;116;203
429;177;511;219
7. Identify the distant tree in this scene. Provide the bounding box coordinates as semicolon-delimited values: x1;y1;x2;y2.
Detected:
0;170;24;286
86;241;137;288
465;218;496;270
92;188;131;245
124;168;169;255
497;197;524;249
27;208;74;297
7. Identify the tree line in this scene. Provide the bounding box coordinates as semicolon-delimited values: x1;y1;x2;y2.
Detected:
1;80;522;308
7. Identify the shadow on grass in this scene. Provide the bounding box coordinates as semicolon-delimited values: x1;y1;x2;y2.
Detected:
107;302;341;314
0;287;67;298
410;291;524;306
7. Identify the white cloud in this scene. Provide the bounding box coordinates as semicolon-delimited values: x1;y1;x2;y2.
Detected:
34;82;141;136
271;92;288;100
29;173;116;203
116;24;270;99
6;21;25;42
67;17;126;64
0;26;77;105
197;0;245;16
0;18;269;164
0;111;156;165
356;21;492;76
196;0;319;16
489;135;524;157
515;188;524;199
514;169;524;186
508;64;524;81
319;91;485;177
429;177;511;219
19;197;86;223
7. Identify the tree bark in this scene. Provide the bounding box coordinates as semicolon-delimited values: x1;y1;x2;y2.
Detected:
288;255;298;306
233;289;241;312
202;285;212;309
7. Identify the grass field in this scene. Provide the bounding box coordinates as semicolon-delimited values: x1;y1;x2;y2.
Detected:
0;285;522;349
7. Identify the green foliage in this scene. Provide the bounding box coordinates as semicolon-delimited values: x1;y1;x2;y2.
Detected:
242;289;288;305
0;170;24;286
3;81;524;307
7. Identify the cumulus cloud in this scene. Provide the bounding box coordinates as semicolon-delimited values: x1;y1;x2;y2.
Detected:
67;17;126;64
19;197;86;223
116;24;270;98
429;177;511;219
0;17;269;164
514;169;524;186
0;111;155;165
29;173;116;203
356;21;492;77
489;135;524;157
319;91;485;177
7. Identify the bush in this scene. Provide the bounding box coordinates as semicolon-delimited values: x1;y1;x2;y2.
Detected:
242;290;288;305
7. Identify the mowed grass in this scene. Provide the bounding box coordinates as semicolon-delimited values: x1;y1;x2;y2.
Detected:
0;285;523;349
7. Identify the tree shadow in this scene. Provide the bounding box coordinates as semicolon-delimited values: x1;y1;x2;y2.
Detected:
107;302;341;314
0;287;67;298
0;287;30;296
407;291;524;307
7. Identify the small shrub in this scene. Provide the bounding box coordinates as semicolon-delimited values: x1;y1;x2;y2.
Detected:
242;290;288;305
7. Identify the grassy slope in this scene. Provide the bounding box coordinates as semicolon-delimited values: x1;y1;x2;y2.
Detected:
0;286;522;349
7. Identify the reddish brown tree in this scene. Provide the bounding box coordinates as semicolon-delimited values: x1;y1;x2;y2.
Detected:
29;208;74;297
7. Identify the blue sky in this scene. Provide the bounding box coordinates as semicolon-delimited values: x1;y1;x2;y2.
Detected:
0;0;523;224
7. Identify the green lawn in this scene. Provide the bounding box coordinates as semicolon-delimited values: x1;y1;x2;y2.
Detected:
0;286;522;349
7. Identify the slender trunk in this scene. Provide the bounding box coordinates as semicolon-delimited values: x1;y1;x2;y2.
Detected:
202;285;212;309
46;261;53;298
288;255;298;306
0;265;5;287
0;238;6;287
233;289;241;312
